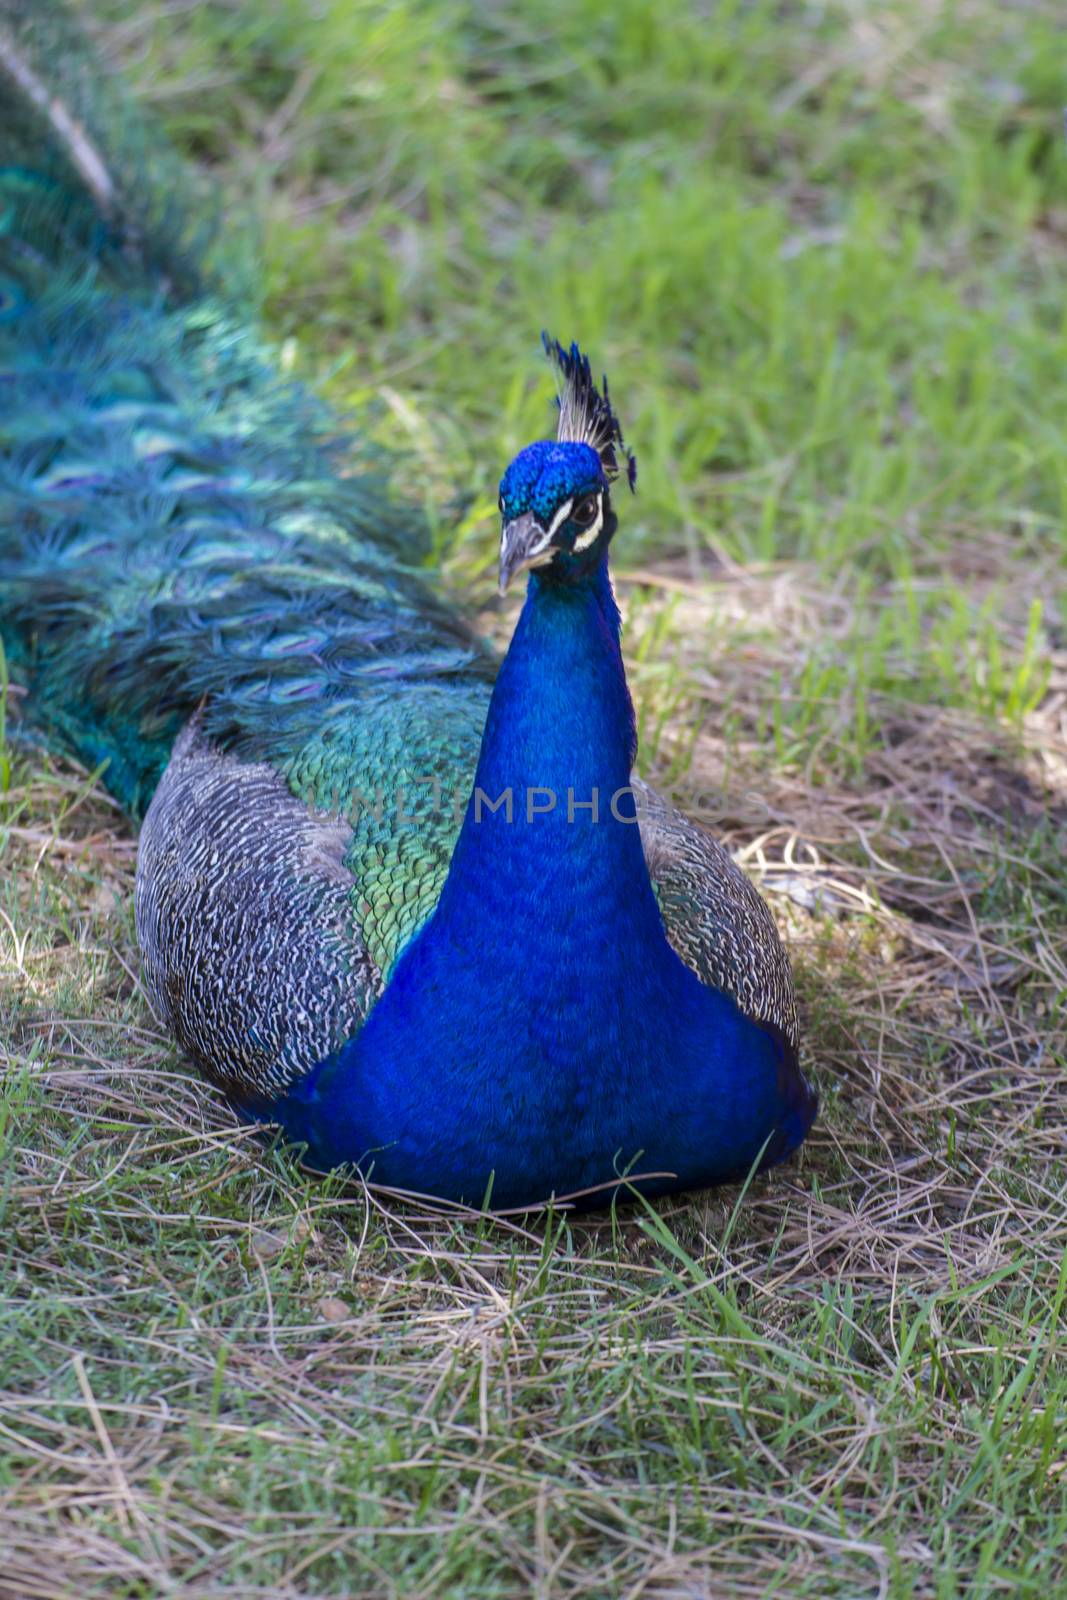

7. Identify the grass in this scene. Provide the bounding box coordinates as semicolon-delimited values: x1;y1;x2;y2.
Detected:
2;0;1067;1594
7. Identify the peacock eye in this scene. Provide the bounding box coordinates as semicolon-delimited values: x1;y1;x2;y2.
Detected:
572;494;599;527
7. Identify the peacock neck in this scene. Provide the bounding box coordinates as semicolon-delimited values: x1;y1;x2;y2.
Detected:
430;556;666;957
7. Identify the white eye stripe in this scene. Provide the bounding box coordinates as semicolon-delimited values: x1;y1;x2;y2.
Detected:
572;505;604;551
505;491;603;566
546;497;575;539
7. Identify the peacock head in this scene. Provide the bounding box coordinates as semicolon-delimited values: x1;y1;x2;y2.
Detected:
498;335;637;593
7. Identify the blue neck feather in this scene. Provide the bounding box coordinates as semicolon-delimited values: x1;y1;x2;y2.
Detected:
432;559;648;952
276;557;809;1207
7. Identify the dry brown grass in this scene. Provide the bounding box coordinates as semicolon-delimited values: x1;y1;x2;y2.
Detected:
2;562;1065;1598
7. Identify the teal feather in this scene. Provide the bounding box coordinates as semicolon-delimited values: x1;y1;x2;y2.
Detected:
0;2;497;994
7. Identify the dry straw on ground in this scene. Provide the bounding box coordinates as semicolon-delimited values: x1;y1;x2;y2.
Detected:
1;565;1064;1597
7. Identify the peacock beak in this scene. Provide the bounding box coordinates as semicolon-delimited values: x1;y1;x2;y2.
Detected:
499;512;551;595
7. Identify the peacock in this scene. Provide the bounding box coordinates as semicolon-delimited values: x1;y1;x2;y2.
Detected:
0;1;817;1209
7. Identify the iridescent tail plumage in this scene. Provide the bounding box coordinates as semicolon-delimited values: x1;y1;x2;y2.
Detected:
0;0;500;1096
0;0;492;815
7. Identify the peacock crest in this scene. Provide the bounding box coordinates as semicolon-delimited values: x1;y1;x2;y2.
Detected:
542;332;638;493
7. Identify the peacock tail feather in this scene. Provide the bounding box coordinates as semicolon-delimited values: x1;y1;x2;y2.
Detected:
0;0;499;1084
